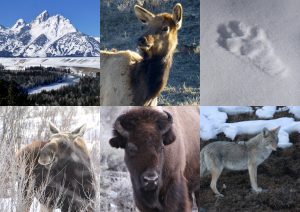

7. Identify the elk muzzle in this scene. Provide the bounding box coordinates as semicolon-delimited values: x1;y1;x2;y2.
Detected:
38;143;57;166
137;35;154;51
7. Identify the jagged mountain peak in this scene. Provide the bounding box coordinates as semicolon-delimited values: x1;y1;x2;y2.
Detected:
12;19;26;29
0;11;99;57
35;10;49;23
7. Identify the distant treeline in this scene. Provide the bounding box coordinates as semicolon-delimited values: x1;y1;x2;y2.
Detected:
28;76;100;105
0;66;99;105
0;67;69;89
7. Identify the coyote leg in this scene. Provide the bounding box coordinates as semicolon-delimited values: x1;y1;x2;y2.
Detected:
248;163;262;193
210;167;223;197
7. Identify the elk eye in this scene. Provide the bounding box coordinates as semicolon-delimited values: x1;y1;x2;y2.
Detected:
126;143;138;157
162;26;169;32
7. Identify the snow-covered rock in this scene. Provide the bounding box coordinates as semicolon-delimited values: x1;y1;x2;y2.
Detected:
0;11;100;57
46;32;100;57
256;106;277;118
200;106;300;148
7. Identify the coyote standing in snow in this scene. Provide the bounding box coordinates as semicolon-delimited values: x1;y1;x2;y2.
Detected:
200;127;280;197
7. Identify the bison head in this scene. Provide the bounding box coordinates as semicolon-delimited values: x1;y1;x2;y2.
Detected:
109;108;176;207
38;122;87;168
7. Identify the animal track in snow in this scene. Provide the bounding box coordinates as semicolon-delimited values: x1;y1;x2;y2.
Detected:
217;20;287;76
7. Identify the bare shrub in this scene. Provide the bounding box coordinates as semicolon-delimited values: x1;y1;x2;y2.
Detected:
100;107;136;211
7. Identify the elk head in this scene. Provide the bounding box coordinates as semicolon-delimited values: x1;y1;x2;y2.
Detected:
134;3;183;59
38;122;87;168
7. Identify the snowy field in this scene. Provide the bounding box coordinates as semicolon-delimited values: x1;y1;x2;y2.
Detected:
0;106;100;212
27;75;80;94
201;106;300;148
0;57;100;70
200;0;300;105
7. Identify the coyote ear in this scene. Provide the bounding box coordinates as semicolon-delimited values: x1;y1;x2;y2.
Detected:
273;126;281;134
262;128;270;137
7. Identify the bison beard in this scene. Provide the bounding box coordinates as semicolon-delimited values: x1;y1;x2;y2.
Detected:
135;186;162;210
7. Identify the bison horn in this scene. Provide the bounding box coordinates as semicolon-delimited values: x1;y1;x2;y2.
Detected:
114;120;129;138
160;111;173;134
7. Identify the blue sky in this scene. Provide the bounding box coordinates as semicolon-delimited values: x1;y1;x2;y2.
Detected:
0;0;100;36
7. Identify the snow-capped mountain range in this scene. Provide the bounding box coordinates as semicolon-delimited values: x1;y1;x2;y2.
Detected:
0;11;100;57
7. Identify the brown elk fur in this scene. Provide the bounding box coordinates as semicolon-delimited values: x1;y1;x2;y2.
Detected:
16;127;95;212
109;107;200;211
100;4;183;106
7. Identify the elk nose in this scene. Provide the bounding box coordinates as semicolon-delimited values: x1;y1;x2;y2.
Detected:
138;37;147;46
141;171;158;190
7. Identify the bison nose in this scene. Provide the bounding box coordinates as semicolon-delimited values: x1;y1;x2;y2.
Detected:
141;172;158;190
138;37;147;46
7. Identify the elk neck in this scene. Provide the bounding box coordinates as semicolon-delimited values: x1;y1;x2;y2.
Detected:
132;51;174;105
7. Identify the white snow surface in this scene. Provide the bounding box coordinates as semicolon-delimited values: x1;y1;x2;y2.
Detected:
256;106;277;118
27;75;80;94
288;106;300;119
200;106;300;148
201;0;300;105
0;57;100;69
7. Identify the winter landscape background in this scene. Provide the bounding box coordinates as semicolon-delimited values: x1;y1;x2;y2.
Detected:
200;106;300;211
0;1;100;105
0;106;100;211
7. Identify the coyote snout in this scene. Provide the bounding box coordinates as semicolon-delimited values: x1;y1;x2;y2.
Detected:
200;127;280;197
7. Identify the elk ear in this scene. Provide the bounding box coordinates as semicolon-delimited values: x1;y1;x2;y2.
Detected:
134;5;155;24
109;137;126;149
71;124;87;137
173;3;183;30
49;122;60;134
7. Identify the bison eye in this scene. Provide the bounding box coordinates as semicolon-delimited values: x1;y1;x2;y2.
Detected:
126;143;138;157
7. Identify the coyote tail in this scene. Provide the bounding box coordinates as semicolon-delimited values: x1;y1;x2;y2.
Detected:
200;149;209;177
